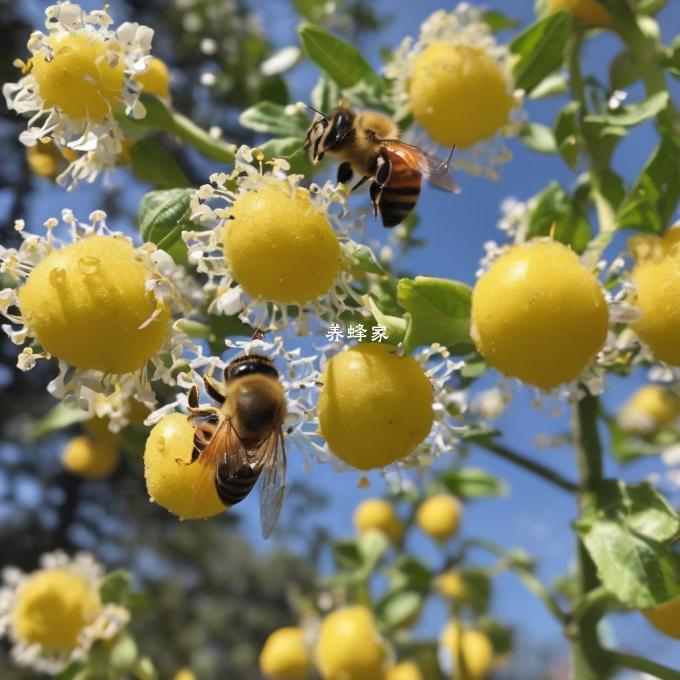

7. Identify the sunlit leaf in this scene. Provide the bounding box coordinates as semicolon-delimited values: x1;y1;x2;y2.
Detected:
33;402;88;439
130;138;189;189
482;10;519;32
239;101;310;137
139;188;192;258
519;122;557;153
375;590;422;631
436;468;508;499
584;92;669;127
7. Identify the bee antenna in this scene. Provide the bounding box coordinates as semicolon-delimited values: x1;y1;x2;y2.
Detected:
444;145;456;169
300;102;328;120
250;327;266;341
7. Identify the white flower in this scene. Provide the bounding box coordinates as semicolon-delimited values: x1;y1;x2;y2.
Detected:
3;3;154;189
0;210;204;431
0;551;130;676
185;145;367;335
385;3;522;179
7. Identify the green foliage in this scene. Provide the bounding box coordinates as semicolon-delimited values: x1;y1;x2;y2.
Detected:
139;188;193;259
239;101;310;137
130;138;189;189
510;11;573;93
434;468;508;499
576;481;680;609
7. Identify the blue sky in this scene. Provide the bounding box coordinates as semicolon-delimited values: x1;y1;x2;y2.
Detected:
8;0;680;674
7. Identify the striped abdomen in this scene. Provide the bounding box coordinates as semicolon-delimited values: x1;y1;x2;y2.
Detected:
378;152;422;228
215;462;261;506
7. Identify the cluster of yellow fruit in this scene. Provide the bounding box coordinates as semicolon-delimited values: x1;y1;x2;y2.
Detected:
259;605;495;680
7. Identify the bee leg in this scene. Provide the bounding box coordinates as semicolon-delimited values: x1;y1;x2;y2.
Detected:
351;175;370;192
337;161;353;185
187;384;200;409
369;181;384;222
203;375;226;404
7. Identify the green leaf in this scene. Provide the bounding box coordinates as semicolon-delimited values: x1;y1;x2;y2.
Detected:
477;617;514;656
239;101;310;137
436;467;508;499
135;94;175;131
130;138;190;189
33;403;88;439
554;101;582;169
610;50;640;89
397;276;472;353
332;540;363;573
298;23;381;90
357;529;389;573
207;314;253;354
606;416;679;463
139;188;193;256
311;73;342;114
519;122;557;153
667;35;680;79
99;569;132;605
482;10;519;32
256;136;312;176
56;662;87;680
525;182;592;252
109;633;139;672
388;556;433;594
528;72;568;99
575;480;680;609
583;91;669;127
363;295;407;346
617;134;680;234
375;590;423;631
510;11;573;93
459;568;493;615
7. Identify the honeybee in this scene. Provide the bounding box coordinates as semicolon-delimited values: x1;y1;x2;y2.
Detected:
303;102;459;228
182;348;287;538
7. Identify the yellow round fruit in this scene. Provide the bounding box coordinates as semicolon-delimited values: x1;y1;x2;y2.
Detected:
408;43;513;148
548;0;611;28
618;385;680;434
386;661;423;680
440;624;493;680
437;570;466;600
315;606;388;680
471;240;608;390
62;435;120;479
32;33;124;120
135;57;171;99
12;569;101;654
224;185;342;305
259;627;311;680
416;494;462;542
643;594;680;639
318;344;434;470
630;228;680;367
143;413;225;520
353;498;403;544
26;141;61;178
173;670;196;680
18;235;170;374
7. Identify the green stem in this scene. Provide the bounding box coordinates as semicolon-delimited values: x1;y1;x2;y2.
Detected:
571;585;612;622
170;110;237;164
609;651;680;680
571;392;614;680
474;438;579;494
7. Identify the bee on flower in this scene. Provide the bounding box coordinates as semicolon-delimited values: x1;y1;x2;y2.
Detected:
3;2;157;189
0;209;204;431
0;551;130;675
385;3;522;179
185;145;368;334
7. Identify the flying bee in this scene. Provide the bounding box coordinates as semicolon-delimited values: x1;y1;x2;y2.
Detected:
303;101;460;228
181;349;287;538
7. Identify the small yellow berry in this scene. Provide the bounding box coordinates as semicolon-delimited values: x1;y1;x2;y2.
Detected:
642;594;680;639
144;413;225;520
408;43;513;148
440;623;493;680
318;344;433;470
259;627;311;680
416;494;462;542
386;660;423;680
471;240;608;390
224;184;342;305
18;235;170;374
12;569;101;654
26;141;61;178
617;385;680;434
173;670;196;680
437;570;466;600
353;498;403;544
548;0;612;28
32;33;124;120
62;435;120;479
135;57;171;100
315;606;388;680
630;227;680;367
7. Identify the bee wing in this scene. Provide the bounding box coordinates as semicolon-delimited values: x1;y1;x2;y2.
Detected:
254;427;287;539
382;140;460;194
187;412;245;515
